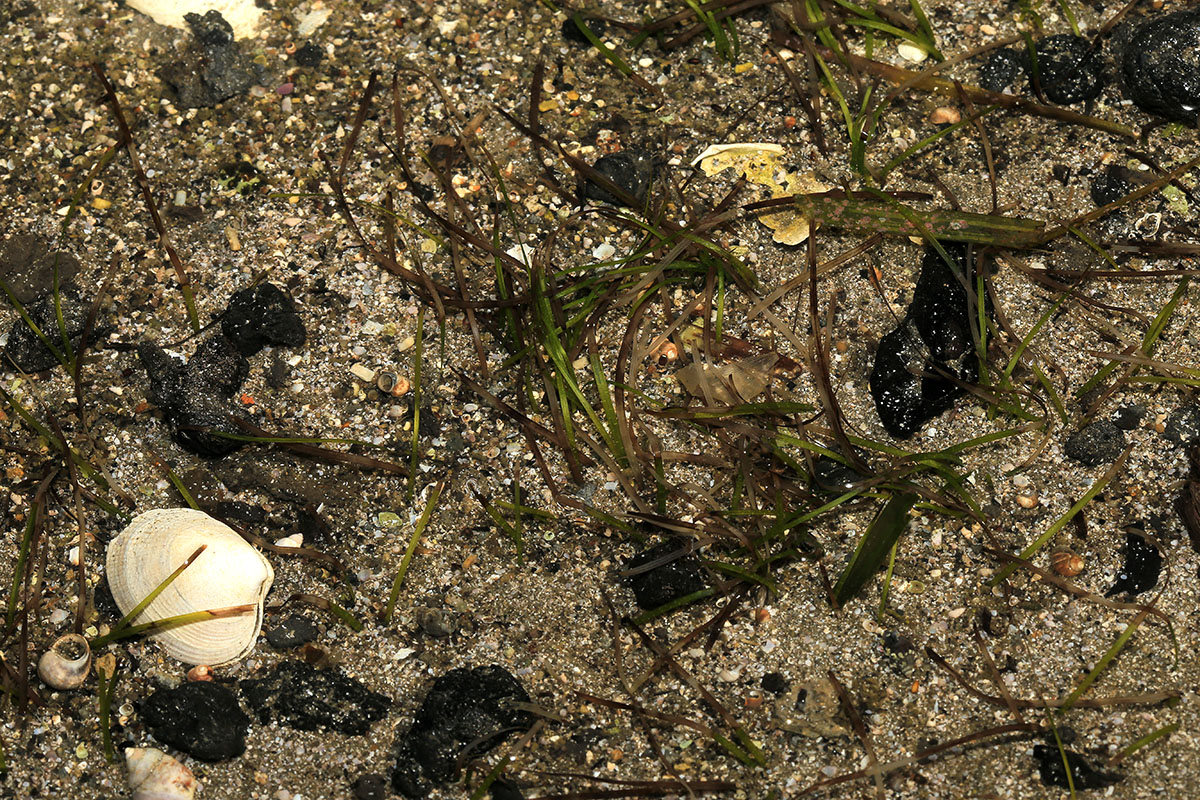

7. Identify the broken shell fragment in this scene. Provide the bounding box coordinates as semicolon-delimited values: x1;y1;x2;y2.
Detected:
106;508;274;666
37;634;92;690
125;0;262;40
125;747;198;800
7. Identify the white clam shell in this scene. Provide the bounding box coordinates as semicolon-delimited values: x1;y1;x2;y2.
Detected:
126;747;198;800
106;508;273;666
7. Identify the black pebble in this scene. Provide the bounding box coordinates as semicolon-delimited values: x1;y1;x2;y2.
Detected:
1164;405;1200;447
1063;420;1126;466
265;615;320;649
978;48;1025;92
1105;529;1162;597
490;778;526;800
1032;744;1122;789
139;682;250;762
870;243;984;438
761;672;789;695
1122;10;1200;123
580;150;656;208
1028;34;1107;105
562;15;607;44
352;773;388;800
221;283;307;357
240;660;391;735
1111;404;1145;431
158;11;261;109
625;540;708;610
293;42;324;68
391;665;533;798
1089;166;1136;207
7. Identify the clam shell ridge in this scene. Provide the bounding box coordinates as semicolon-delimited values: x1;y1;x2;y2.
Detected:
106;508;274;666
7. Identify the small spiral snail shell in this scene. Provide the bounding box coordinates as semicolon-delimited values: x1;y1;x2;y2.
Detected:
1050;550;1085;578
125;747;198;800
37;633;92;690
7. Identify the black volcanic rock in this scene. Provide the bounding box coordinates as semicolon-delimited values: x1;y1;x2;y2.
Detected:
391;666;533;798
1122;10;1200;123
140;682;250;762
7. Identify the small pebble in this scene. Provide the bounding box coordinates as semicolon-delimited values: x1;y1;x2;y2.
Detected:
1164;405;1200;447
1064;420;1125;467
1016;494;1038;509
350;364;377;383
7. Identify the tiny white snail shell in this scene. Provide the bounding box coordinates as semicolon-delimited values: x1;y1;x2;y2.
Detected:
106;508;274;666
125;747;198;800
36;633;91;690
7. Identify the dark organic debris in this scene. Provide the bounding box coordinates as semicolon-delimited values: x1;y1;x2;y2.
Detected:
240;660;391;735
562;15;607;44
1027;34;1108;106
3;285;105;373
352;773;389;800
1089;166;1137;207
216;161;266;196
265;614;320;650
1122;9;1200;123
139;681;251;762
1063;420;1126;467
0;233;81;304
138;283;305;456
1164;405;1200;447
625;540;708;610
159;11;261;108
1105;527;1162;597
580;150;656;208
222;283;307;356
1032;744;1123;790
138;338;248;457
293;41;324;68
761;672;789;695
869;243;984;438
391;665;533;798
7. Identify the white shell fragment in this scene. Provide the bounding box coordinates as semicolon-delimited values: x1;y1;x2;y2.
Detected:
106;508;274;666
126;747;198;800
125;0;263;40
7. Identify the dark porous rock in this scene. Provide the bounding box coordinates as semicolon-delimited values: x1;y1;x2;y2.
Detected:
1027;34;1107;105
580;150;656;208
221;283;306;357
1089;166;1137;207
869;243;984;438
1164;405;1200;447
352;773;388;800
978;48;1025;92
1063;420;1126;466
1111;404;1145;431
265;615;320;650
139;682;250;762
1032;744;1122;790
293;41;324;67
137;340;248;457
159;11;260;108
625;540;708;610
0;233;80;304
3;285;108;373
391;665;533;798
1105;527;1162;597
1122;10;1200;123
240;660;390;735
562;15;607;44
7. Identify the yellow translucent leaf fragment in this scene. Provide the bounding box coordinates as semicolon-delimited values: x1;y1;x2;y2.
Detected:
692;143;829;245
